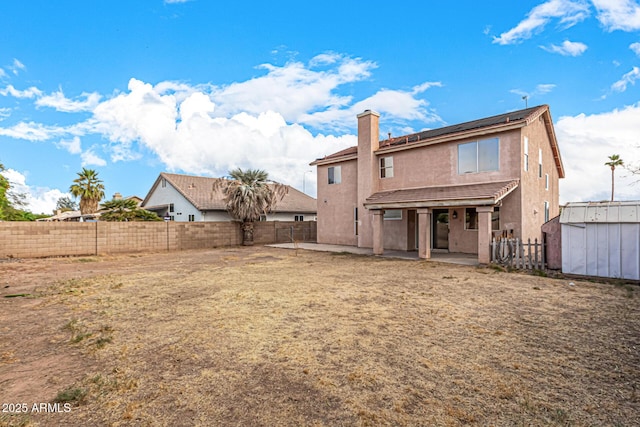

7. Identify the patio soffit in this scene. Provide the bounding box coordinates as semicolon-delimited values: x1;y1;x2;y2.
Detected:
364;180;519;210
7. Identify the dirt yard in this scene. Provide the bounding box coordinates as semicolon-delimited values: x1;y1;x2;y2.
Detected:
1;246;638;426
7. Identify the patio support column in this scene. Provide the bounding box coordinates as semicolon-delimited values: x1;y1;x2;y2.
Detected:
372;209;384;255
476;206;493;264
417;208;431;259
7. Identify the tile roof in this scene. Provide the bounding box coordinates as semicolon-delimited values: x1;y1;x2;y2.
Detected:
143;173;317;213
364;180;519;209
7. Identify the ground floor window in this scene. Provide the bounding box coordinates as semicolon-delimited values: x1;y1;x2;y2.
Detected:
383;209;402;220
294;215;304;221
465;207;500;230
188;214;195;222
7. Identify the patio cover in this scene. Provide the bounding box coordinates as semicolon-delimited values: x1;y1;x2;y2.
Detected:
364;180;519;209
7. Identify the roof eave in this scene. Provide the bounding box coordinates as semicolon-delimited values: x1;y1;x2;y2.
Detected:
310;154;358;166
364;197;498;210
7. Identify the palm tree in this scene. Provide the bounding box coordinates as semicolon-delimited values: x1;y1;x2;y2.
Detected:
100;198;161;221
215;168;288;245
604;154;624;202
69;168;105;215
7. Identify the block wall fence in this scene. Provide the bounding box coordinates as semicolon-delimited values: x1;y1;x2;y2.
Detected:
0;221;316;259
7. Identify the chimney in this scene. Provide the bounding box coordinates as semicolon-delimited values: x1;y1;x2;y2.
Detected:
356;110;380;248
113;192;122;200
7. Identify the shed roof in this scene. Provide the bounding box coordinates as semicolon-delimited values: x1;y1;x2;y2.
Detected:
560;201;640;224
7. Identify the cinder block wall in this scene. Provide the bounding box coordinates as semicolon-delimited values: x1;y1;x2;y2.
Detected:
0;222;97;258
0;221;316;259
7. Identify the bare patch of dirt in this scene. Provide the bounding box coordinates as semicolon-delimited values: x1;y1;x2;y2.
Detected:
1;247;639;426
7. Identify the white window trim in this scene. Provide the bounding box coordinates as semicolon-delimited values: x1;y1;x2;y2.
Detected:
383;209;402;220
380;156;394;178
458;138;500;174
523;137;529;172
538;148;543;178
328;166;342;185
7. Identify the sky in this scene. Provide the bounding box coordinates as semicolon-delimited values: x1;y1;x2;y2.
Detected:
1;0;640;214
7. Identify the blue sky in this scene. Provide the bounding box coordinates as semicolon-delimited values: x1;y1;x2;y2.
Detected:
1;0;640;214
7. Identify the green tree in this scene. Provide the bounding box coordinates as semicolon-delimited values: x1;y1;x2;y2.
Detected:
605;154;624;202
0;162;9;219
55;196;78;213
69;168;105;215
0;162;39;221
99;198;161;222
215;168;288;245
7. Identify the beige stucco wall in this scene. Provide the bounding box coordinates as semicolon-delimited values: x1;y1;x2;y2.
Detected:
520;115;561;242
314;109;562;255
316;159;358;245
376;128;522;192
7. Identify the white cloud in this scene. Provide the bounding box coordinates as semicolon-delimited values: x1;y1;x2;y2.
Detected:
631;41;640;55
592;0;640;31
81;149;107;167
0;121;67;141
556;103;640;203
0;84;42;99
0;53;440;196
36;89;101;112
541;39;588;55
209;54;376;123
510;84;557;100
9;59;25;75
0;68;6;79
56;136;82;154
611;66;640;92
536;83;557;94
0;169;69;214
0;107;10;121
493;0;590;45
164;0;190;3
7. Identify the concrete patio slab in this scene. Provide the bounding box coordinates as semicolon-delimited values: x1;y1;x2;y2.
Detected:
267;243;479;266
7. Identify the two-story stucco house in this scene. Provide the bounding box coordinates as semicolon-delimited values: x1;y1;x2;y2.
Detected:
310;105;564;263
141;172;317;222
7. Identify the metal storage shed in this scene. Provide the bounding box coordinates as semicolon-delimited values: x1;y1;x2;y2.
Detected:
560;201;640;280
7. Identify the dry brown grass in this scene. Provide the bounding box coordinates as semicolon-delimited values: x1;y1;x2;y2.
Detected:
1;246;639;426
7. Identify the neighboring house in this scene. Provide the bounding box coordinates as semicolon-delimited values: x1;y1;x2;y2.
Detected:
141;172;317;222
310;105;564;263
112;192;143;207
38;193;143;222
560;201;640;280
37;210;97;222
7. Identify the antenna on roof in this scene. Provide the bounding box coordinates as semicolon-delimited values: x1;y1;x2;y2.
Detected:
522;95;528;108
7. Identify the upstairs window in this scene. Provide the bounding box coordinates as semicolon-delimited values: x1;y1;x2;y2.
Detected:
458;138;499;174
545;174;549;190
380;156;394;178
328;166;342;184
538;148;543;178
523;137;529;172
188;214;195;222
